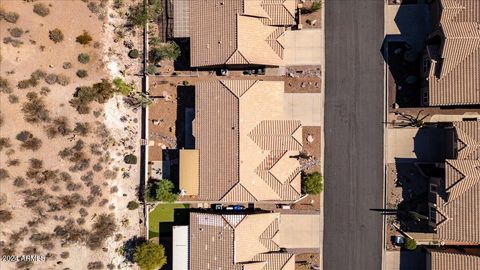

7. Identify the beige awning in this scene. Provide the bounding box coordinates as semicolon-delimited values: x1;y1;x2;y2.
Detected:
179;149;199;195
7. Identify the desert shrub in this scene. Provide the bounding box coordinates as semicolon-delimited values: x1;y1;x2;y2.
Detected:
127;201;139;210
9;27;23;37
16;131;42;151
62;62;72;69
45;73;58;84
0;137;11;151
49;28;64;43
8;94;19;103
0;169;9;181
127;4;148;26
302;172;323;194
87;261;104;270
74;122;90;136
146;179;177;202
134;242;166;270
0;210;12;223
103;169;117;180
110;186;118;193
30;158;43;169
128;49;139;59
33;3;50;17
57;74;70;86
60;252;69;259
87;213;116;250
124;154;137;164
40;86;50;96
30;232;54;250
1;10;19;23
76;31;93;45
22;92;50;123
54;222;89;245
13;177;26;187
302;1;322;14
147;64;157;75
78;53;90;64
33;69;48;80
0;76;12;93
45;117;71;138
7;159;20;166
113;78;134;95
3;37;23;47
76;69;88;78
127;0;161;26
70;79;116;113
17;76;38;89
149;42;180;62
113;0;123;9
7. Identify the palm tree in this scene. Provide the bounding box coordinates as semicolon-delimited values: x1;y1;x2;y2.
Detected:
385;110;431;128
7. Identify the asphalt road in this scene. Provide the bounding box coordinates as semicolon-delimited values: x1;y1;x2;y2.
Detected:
324;1;385;270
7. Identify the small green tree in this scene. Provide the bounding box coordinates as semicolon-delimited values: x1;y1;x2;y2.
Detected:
134;242;167;270
147;64;157;75
78;53;90;64
128;49;139;59
404;238;417;250
127;201;139;210
303;172;323;194
124;154;137;164
146;179;177;202
149;42;180;63
113;78;134;95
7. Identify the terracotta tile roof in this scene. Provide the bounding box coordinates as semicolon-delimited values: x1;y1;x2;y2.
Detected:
435;159;480;244
427;0;480;106
428;251;480;270
454;121;480;160
193;80;302;201
189;0;296;67
189;212;295;270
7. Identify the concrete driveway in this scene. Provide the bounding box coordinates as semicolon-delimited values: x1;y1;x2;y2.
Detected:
281;29;323;66
283;93;322;126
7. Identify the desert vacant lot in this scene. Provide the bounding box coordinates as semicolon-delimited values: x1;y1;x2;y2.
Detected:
0;1;143;269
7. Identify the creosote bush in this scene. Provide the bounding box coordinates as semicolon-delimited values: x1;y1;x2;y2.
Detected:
0;9;20;23
62;62;72;69
0;76;12;93
76;31;93;45
16;131;42;151
49;28;64;43
0;210;12;223
33;3;50;17
76;69;88;78
9;27;23;38
22;92;50;123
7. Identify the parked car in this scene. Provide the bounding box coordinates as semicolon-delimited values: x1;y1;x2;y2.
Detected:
216;69;228;76
226;205;245;211
211;204;224;210
392;235;406;246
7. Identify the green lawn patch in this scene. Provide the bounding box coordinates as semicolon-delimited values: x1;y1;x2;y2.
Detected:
148;203;189;238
